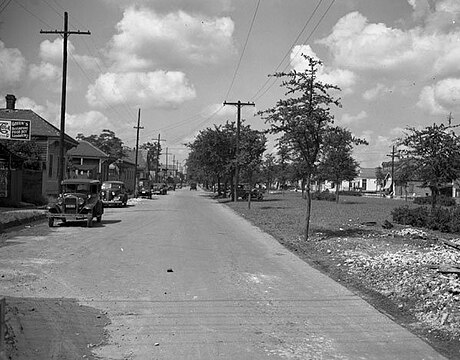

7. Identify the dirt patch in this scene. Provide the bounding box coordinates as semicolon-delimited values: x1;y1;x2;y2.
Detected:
4;297;109;359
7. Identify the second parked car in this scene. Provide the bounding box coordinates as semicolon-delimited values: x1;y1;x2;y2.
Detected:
101;181;129;207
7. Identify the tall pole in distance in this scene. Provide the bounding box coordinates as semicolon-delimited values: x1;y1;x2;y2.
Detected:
223;100;255;201
154;134;166;182
41;12;90;192
133;109;143;197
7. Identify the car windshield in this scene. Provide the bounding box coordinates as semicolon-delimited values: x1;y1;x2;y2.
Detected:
102;183;121;190
63;183;90;193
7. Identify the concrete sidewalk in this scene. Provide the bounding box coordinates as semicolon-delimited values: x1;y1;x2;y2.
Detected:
0;208;47;231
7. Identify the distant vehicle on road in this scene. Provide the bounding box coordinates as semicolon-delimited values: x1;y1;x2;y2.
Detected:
152;183;168;195
101;181;128;207
190;182;197;190
138;178;152;199
47;179;104;227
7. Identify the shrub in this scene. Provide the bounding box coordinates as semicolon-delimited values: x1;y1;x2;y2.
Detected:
311;191;336;202
391;206;429;227
414;195;456;207
339;190;362;197
428;207;452;232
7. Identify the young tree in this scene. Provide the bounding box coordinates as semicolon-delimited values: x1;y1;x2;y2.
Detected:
76;129;126;160
317;126;367;203
398;121;460;208
258;55;341;239
1;139;41;169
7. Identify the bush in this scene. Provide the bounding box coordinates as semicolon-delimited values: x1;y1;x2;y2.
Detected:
339;190;362;197
414;195;456;207
392;205;460;233
311;191;336;202
392;206;429;227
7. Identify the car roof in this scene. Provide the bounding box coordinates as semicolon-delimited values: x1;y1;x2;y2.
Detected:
62;179;101;185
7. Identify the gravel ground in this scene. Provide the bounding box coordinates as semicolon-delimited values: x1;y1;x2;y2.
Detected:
223;193;460;359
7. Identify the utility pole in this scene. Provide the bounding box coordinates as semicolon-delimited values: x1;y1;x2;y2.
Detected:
223;100;255;201
133;109;143;197
154;134;166;182
387;145;398;197
41;12;90;192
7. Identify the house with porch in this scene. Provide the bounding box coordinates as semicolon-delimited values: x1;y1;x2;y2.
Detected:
67;140;110;181
0;94;78;198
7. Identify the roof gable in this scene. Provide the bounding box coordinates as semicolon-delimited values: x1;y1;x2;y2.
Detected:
358;167;377;179
67;140;109;158
0;108;77;145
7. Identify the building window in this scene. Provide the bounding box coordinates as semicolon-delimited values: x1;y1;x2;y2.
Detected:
48;154;53;178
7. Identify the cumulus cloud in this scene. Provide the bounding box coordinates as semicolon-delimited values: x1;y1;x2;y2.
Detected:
107;6;236;71
86;71;196;108
338;110;367;126
417;78;460;115
317;10;460;79
66;111;113;137
0;41;26;91
290;45;356;93
363;83;395;101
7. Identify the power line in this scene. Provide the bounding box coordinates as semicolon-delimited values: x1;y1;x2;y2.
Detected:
252;0;335;103
250;0;324;101
224;0;261;100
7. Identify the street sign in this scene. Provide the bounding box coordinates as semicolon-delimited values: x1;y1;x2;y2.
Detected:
0;119;31;141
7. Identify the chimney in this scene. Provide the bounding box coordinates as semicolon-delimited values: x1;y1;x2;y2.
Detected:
5;94;16;110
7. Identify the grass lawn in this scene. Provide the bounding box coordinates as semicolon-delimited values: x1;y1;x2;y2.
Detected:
223;191;416;241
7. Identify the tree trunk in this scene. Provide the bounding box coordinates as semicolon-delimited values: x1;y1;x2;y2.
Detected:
335;181;340;203
304;176;312;240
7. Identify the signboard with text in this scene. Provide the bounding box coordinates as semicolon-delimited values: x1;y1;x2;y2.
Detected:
0;119;31;141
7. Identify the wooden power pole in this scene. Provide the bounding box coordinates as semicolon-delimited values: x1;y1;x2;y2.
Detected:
133;109;143;197
41;12;90;192
223;100;255;201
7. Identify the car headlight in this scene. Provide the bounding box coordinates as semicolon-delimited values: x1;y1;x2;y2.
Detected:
78;198;85;205
112;191;116;196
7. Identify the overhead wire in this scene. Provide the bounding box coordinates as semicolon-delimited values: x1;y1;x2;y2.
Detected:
0;0;13;15
250;0;324;102
224;0;261;101
252;0;335;103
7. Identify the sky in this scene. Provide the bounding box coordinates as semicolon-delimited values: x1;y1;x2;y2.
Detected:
1;0;460;169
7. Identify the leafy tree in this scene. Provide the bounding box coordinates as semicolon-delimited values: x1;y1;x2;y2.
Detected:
260;153;278;191
375;166;386;194
140;141;162;180
317;126;367;202
258;55;341;239
187;123;235;194
1;139;41;170
76;129;125;160
398;121;460;208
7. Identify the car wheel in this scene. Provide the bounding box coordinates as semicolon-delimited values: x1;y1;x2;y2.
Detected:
48;217;54;227
87;216;93;228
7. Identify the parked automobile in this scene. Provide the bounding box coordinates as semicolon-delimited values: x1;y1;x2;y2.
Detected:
236;184;264;201
190;182;197;190
152;183;168;195
47;179;104;227
138;178;152;199
101;181;128;207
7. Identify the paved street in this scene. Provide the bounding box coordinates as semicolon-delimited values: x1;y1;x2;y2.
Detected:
0;188;447;359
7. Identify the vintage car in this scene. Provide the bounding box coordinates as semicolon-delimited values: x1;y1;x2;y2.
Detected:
236;184;264;201
189;182;197;190
47;179;104;227
101;180;128;207
138;179;152;199
152;183;168;195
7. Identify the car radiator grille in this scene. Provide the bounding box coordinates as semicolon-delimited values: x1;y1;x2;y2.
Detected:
64;197;78;214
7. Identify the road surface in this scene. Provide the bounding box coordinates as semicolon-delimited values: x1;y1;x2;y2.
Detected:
0;188;447;359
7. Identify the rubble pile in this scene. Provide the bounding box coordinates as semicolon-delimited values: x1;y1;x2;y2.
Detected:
316;229;460;339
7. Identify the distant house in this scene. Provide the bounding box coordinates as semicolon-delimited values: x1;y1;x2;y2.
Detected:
108;158;137;193
348;167;379;193
67;140;110;181
0;94;78;198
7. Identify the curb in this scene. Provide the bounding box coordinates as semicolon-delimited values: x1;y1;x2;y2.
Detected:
0;211;47;233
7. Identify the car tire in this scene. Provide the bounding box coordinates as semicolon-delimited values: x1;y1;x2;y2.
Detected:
87;216;93;228
48;217;54;227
